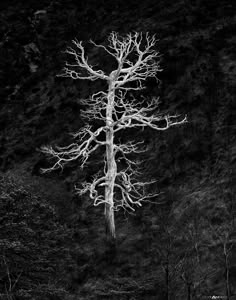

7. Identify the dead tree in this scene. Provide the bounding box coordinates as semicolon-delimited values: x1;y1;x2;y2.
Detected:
209;224;234;300
41;32;186;239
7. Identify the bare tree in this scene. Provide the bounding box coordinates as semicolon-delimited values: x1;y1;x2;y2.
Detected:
41;32;186;239
209;222;235;300
1;254;22;300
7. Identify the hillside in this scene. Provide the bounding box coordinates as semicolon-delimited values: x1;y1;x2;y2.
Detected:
0;0;236;299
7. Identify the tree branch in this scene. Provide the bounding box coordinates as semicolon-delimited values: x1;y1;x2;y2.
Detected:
58;39;109;81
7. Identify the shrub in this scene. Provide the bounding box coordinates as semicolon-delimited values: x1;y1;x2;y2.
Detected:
0;175;74;299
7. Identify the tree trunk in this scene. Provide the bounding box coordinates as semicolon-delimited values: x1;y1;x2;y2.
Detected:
187;283;191;300
165;264;170;300
105;203;116;239
104;80;117;239
224;244;230;300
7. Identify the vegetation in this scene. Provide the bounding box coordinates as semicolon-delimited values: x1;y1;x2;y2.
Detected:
0;0;235;298
0;175;74;299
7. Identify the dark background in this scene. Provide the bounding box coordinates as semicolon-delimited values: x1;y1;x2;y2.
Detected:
0;0;236;299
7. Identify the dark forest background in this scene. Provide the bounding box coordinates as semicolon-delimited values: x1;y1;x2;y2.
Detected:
0;0;236;299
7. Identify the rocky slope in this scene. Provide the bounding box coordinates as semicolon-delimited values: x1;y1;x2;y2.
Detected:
0;0;236;299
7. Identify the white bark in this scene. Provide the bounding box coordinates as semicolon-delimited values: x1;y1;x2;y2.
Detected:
41;32;187;239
